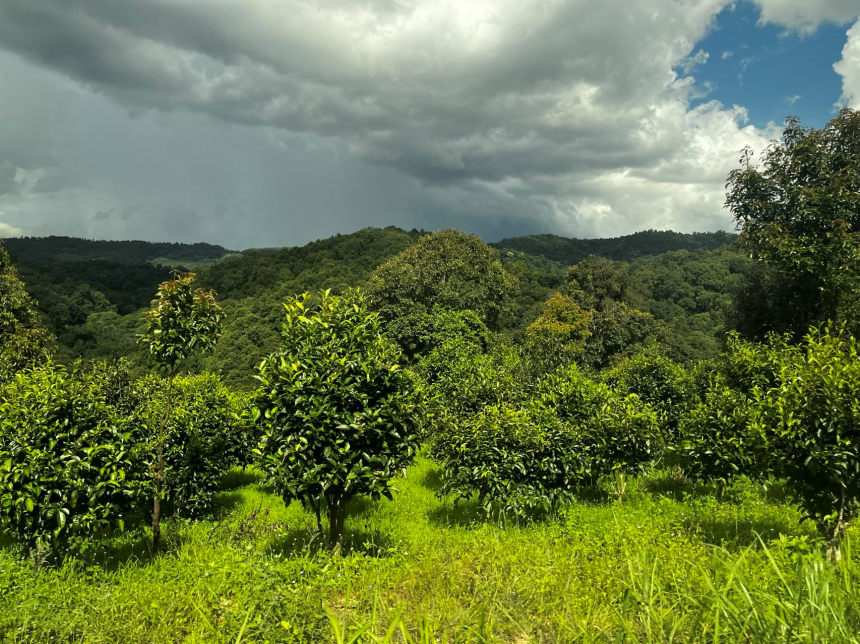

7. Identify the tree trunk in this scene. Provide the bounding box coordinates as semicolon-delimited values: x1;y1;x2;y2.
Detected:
152;371;174;551
327;492;346;555
827;498;847;564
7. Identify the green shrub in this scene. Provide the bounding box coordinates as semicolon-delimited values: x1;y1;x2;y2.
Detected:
382;307;489;363
437;403;587;514
255;290;423;548
524;292;591;376
436;366;660;513
601;348;693;441
675;386;761;488
538;366;662;482
418;339;528;434
752;327;860;547
0;364;145;553
134;372;250;519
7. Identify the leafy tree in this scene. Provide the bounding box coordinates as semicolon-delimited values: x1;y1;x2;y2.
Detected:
524;292;591;375
581;300;667;370
382;307;489;364
0;363;145;554
752;327;860;556
437;402;587;515
138;272;222;548
726;109;860;337
601;348;693;442
0;240;53;383
675;386;761;492
436;365;659;511
255;290;422;550
418;338;529;440
537;365;661;497
367;229;518;328
568;255;629;310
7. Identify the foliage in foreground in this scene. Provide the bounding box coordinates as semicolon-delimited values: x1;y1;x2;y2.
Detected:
134;372;253;519
677;326;860;547
0;364;144;553
2;459;859;643
435;365;660;513
255;290;423;548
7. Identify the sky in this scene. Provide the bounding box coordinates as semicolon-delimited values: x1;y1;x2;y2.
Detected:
0;0;858;249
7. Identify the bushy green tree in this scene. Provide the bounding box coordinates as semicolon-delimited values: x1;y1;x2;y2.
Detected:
382;307;489;363
582;300;667;370
0;364;145;554
138;271;222;548
0;240;53;383
537;366;661;490
525;293;591;376
601;348;693;441
727;109;860;337
752;327;860;554
367;229;518;328
675;387;760;490
255;290;422;550
436;365;660;512
568;255;629;310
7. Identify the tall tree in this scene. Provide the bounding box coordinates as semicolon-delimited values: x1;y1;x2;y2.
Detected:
138;272;222;549
0;239;52;382
727;109;860;336
367;229;518;329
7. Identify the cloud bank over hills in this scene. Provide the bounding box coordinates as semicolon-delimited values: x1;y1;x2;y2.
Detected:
0;1;857;248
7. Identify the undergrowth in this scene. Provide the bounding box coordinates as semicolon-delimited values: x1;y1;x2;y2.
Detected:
1;458;858;643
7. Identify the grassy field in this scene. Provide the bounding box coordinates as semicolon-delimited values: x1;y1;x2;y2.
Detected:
1;457;858;643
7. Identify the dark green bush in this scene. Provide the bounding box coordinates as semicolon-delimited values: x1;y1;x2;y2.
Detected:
418;338;528;432
0;364;145;553
538;366;662;481
601;348;693;441
382;307;489;363
436;365;660;514
135;372;251;518
675;386;761;488
751;327;860;546
437;403;588;514
255;290;423;548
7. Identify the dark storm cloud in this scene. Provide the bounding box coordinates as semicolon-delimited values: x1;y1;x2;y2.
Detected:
1;0;853;245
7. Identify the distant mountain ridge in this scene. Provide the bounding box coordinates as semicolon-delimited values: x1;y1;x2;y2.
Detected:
2;236;234;266
491;230;738;267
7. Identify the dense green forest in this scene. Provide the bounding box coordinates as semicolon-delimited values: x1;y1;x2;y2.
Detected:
5;226;749;386
1;110;859;642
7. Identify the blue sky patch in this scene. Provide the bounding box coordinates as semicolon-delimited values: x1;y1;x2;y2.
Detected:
682;1;849;128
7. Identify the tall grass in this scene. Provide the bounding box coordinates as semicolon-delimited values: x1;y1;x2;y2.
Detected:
1;459;858;642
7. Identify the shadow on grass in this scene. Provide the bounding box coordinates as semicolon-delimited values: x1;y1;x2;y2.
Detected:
419;467;445;493
265;522;399;559
220;467;265;490
685;514;813;549
213;490;248;516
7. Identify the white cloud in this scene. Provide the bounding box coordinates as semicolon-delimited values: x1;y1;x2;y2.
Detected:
721;50;734;59
0;0;784;244
786;94;801;106
835;19;860;108
680;49;711;75
751;0;860;33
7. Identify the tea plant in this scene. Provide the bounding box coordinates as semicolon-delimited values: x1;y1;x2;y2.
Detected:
0;364;145;555
255;290;423;550
138;271;223;548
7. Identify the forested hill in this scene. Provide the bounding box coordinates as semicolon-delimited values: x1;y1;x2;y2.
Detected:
492;230;738;268
3;225;748;386
2;236;235;266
